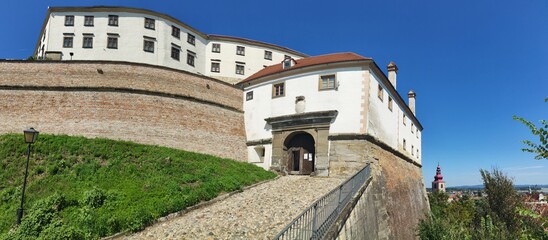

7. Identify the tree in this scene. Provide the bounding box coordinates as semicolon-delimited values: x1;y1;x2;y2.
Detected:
513;98;548;160
479;168;522;235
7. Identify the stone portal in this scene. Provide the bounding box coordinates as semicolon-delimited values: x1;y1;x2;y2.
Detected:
266;110;337;176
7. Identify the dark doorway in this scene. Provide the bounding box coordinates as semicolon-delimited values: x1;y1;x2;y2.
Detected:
284;132;315;175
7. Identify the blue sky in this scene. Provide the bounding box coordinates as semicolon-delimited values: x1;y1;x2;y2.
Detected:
1;1;547;186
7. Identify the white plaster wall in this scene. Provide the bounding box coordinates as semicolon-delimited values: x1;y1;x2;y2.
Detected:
246;144;272;170
39;10;304;82
204;40;303;81
398;109;422;164
42;12;206;73
243;67;366;143
366;70;421;164
366;71;398;148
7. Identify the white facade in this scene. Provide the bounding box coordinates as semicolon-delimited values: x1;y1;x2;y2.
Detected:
241;54;422;172
35;7;306;84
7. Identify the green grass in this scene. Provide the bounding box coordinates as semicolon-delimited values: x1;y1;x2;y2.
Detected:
0;134;276;239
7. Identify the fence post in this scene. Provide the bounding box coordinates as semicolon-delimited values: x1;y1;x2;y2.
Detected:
311;202;318;239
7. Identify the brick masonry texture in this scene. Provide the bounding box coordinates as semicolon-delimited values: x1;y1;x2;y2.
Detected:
0;61;247;161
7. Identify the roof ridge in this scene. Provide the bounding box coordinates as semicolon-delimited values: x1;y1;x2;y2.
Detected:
239;52;371;84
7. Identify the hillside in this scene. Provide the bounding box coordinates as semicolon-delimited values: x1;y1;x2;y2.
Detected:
0;134;276;239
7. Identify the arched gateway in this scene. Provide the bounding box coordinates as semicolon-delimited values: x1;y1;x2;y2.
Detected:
265;110;338;176
284;132;315;175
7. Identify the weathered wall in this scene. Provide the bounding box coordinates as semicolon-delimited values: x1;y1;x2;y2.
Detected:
0;61;247;161
329;136;429;239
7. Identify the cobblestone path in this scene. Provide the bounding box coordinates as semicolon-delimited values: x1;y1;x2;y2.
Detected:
119;175;344;240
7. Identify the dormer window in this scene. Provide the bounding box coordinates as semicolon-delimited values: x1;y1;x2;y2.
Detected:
284;59;291;69
283;57;295;69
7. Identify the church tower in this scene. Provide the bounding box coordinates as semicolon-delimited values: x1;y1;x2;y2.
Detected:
432;164;446;192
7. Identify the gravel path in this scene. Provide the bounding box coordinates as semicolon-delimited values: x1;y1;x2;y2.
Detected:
118;175;344;240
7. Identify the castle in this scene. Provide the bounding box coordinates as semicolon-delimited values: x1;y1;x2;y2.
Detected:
0;7;431;238
33;6;423;177
34;6;306;84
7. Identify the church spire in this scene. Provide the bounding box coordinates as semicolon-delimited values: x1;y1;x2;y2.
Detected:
432;163;446;192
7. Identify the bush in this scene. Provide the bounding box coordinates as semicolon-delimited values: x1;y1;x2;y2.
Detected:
80;188;106;208
418;168;548;240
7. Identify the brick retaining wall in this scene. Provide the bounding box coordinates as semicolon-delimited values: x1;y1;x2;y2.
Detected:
0;61;246;161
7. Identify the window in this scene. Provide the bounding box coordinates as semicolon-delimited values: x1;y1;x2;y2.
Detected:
187;52;195;66
144;18;155;30
212;43;220;53
83;35;93;48
411;145;414;156
172;26;180;38
377;84;383;101
187;33;195;45
236;46;245;56
107;37;118;49
246;91;253;101
417;149;419;158
411;123;414;133
171;47;180;60
319;74;336;90
403;114;407;125
264;50;272;60
108;15;118;26
283;59;292;69
211;62;220;72
273;82;285;97
65;16;74;26
84;16;94;26
403;139;406;151
63;37;73;48
143;39;154;53
388;97;393;111
236;64;245;75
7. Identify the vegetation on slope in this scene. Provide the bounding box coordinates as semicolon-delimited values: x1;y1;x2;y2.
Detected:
0;134;276;239
418;168;547;240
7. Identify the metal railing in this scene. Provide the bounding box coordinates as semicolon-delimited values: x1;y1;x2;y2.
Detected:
273;164;371;240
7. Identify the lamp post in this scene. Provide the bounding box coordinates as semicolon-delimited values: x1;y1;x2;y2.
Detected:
16;127;39;225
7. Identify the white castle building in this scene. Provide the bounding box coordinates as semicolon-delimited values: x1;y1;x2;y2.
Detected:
34;6;423;176
238;53;422;176
34;6;306;84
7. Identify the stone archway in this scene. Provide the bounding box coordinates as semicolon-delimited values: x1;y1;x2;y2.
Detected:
266;110;338;176
284;132;315;175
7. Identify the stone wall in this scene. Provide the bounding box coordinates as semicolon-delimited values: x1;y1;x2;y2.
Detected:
329;136;429;239
0;61;247;161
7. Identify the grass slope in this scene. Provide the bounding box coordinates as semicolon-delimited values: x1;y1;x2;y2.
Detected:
0;134;276;239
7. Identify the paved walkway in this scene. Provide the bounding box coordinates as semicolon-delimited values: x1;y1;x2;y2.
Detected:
119;175;344;240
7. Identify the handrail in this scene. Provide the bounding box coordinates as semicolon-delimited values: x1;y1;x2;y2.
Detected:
273;164;371;240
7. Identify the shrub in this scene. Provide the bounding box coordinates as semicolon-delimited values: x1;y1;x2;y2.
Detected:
80;188;106;208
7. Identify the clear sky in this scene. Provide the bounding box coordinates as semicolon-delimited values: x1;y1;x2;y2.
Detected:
1;1;547;186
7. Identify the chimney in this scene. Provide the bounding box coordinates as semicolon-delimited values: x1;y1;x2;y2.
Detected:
387;61;398;88
408;90;416;115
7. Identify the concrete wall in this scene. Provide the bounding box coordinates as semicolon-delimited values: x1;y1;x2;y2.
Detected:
329;138;429;239
0;61;247;161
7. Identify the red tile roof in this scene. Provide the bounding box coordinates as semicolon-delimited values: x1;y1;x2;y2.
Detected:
239;52;371;84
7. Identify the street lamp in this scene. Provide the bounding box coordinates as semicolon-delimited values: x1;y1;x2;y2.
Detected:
16;127;39;225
